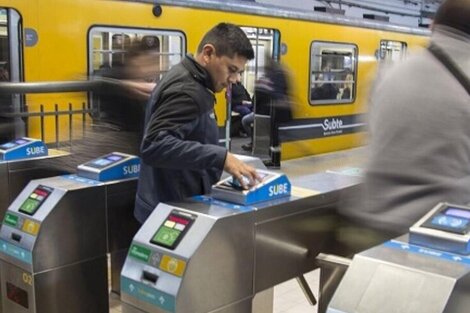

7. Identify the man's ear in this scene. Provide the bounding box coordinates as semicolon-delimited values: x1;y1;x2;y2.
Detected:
201;44;216;64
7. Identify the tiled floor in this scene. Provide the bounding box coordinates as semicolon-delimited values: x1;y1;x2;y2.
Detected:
273;270;319;313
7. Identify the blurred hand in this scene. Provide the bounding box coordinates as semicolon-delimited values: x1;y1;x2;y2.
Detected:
223;152;262;189
124;80;156;100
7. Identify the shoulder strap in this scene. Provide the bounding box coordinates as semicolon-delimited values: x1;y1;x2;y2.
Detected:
428;43;470;96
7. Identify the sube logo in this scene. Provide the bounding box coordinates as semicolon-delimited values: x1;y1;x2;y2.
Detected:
123;164;140;175
26;146;45;156
268;183;289;197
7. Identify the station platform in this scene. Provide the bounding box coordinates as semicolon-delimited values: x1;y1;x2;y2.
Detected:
108;147;366;313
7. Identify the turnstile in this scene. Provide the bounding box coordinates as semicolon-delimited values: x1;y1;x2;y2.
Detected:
327;202;470;313
121;169;362;313
0;152;140;313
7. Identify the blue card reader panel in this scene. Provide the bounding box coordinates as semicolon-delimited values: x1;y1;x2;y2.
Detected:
410;203;470;255
212;169;291;205
0;138;48;161
422;206;470;235
76;152;140;181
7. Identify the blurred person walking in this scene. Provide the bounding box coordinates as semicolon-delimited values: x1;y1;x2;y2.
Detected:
339;0;470;240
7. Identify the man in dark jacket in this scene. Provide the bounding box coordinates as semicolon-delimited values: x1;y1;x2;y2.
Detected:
135;23;258;223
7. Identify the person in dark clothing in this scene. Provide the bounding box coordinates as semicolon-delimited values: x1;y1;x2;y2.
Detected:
135;23;259;223
231;81;252;117
242;58;292;153
54;40;158;173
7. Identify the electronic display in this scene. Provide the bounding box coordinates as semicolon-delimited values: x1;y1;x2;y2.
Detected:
150;211;196;250
15;139;29;145
423;206;470;235
445;208;470;219
86;153;124;169
0;142;17;150
19;185;53;215
6;282;29;309
0;138;31;150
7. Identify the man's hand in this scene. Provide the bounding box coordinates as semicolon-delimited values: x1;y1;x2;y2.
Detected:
224;152;261;189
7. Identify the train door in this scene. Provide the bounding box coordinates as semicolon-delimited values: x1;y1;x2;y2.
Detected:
0;7;24;141
378;40;407;63
228;26;279;157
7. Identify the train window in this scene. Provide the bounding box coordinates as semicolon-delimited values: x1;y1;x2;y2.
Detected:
1;8;22;83
379;40;407;62
0;9;8;82
240;27;280;97
0;8;23;141
88;27;185;83
309;41;357;105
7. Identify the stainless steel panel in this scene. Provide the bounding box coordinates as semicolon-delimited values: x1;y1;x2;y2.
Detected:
33;186;107;271
176;211;254;313
34;257;108;313
0;164;9;220
1;261;35;313
253;190;345;292
327;237;470;313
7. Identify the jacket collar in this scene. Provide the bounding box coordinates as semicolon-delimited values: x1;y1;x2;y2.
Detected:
182;54;216;93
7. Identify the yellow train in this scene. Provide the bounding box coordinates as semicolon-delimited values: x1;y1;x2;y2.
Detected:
0;0;430;159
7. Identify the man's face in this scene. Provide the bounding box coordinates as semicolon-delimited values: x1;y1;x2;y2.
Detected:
205;52;248;93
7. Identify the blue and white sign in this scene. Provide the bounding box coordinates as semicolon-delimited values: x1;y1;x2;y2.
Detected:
384;239;470;267
0;137;48;161
121;277;175;312
76;152;140;182
211;170;291;205
0;239;32;264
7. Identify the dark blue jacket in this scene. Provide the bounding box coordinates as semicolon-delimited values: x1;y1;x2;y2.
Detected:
135;55;227;223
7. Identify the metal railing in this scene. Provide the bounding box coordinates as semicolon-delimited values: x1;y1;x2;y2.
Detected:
0;80;104;148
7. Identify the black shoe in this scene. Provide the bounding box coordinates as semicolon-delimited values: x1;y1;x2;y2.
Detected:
241;143;252;151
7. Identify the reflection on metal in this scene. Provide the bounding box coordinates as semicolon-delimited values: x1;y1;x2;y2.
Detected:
256;233;309;257
327;235;470;313
0;80;103;94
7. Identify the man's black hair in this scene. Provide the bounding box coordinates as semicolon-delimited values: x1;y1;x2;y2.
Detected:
197;23;255;60
434;0;470;35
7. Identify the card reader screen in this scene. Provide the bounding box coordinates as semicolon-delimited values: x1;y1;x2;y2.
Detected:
0;142;17;150
86;153;124;169
150;211;196;250
423;206;470;234
19;185;53;215
0;138;30;150
445;208;470;219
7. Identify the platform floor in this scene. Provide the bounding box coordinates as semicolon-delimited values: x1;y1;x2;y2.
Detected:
109;147;365;313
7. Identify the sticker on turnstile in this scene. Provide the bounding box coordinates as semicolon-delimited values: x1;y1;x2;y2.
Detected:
150;210;196;250
18;185;53;216
159;255;187;277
